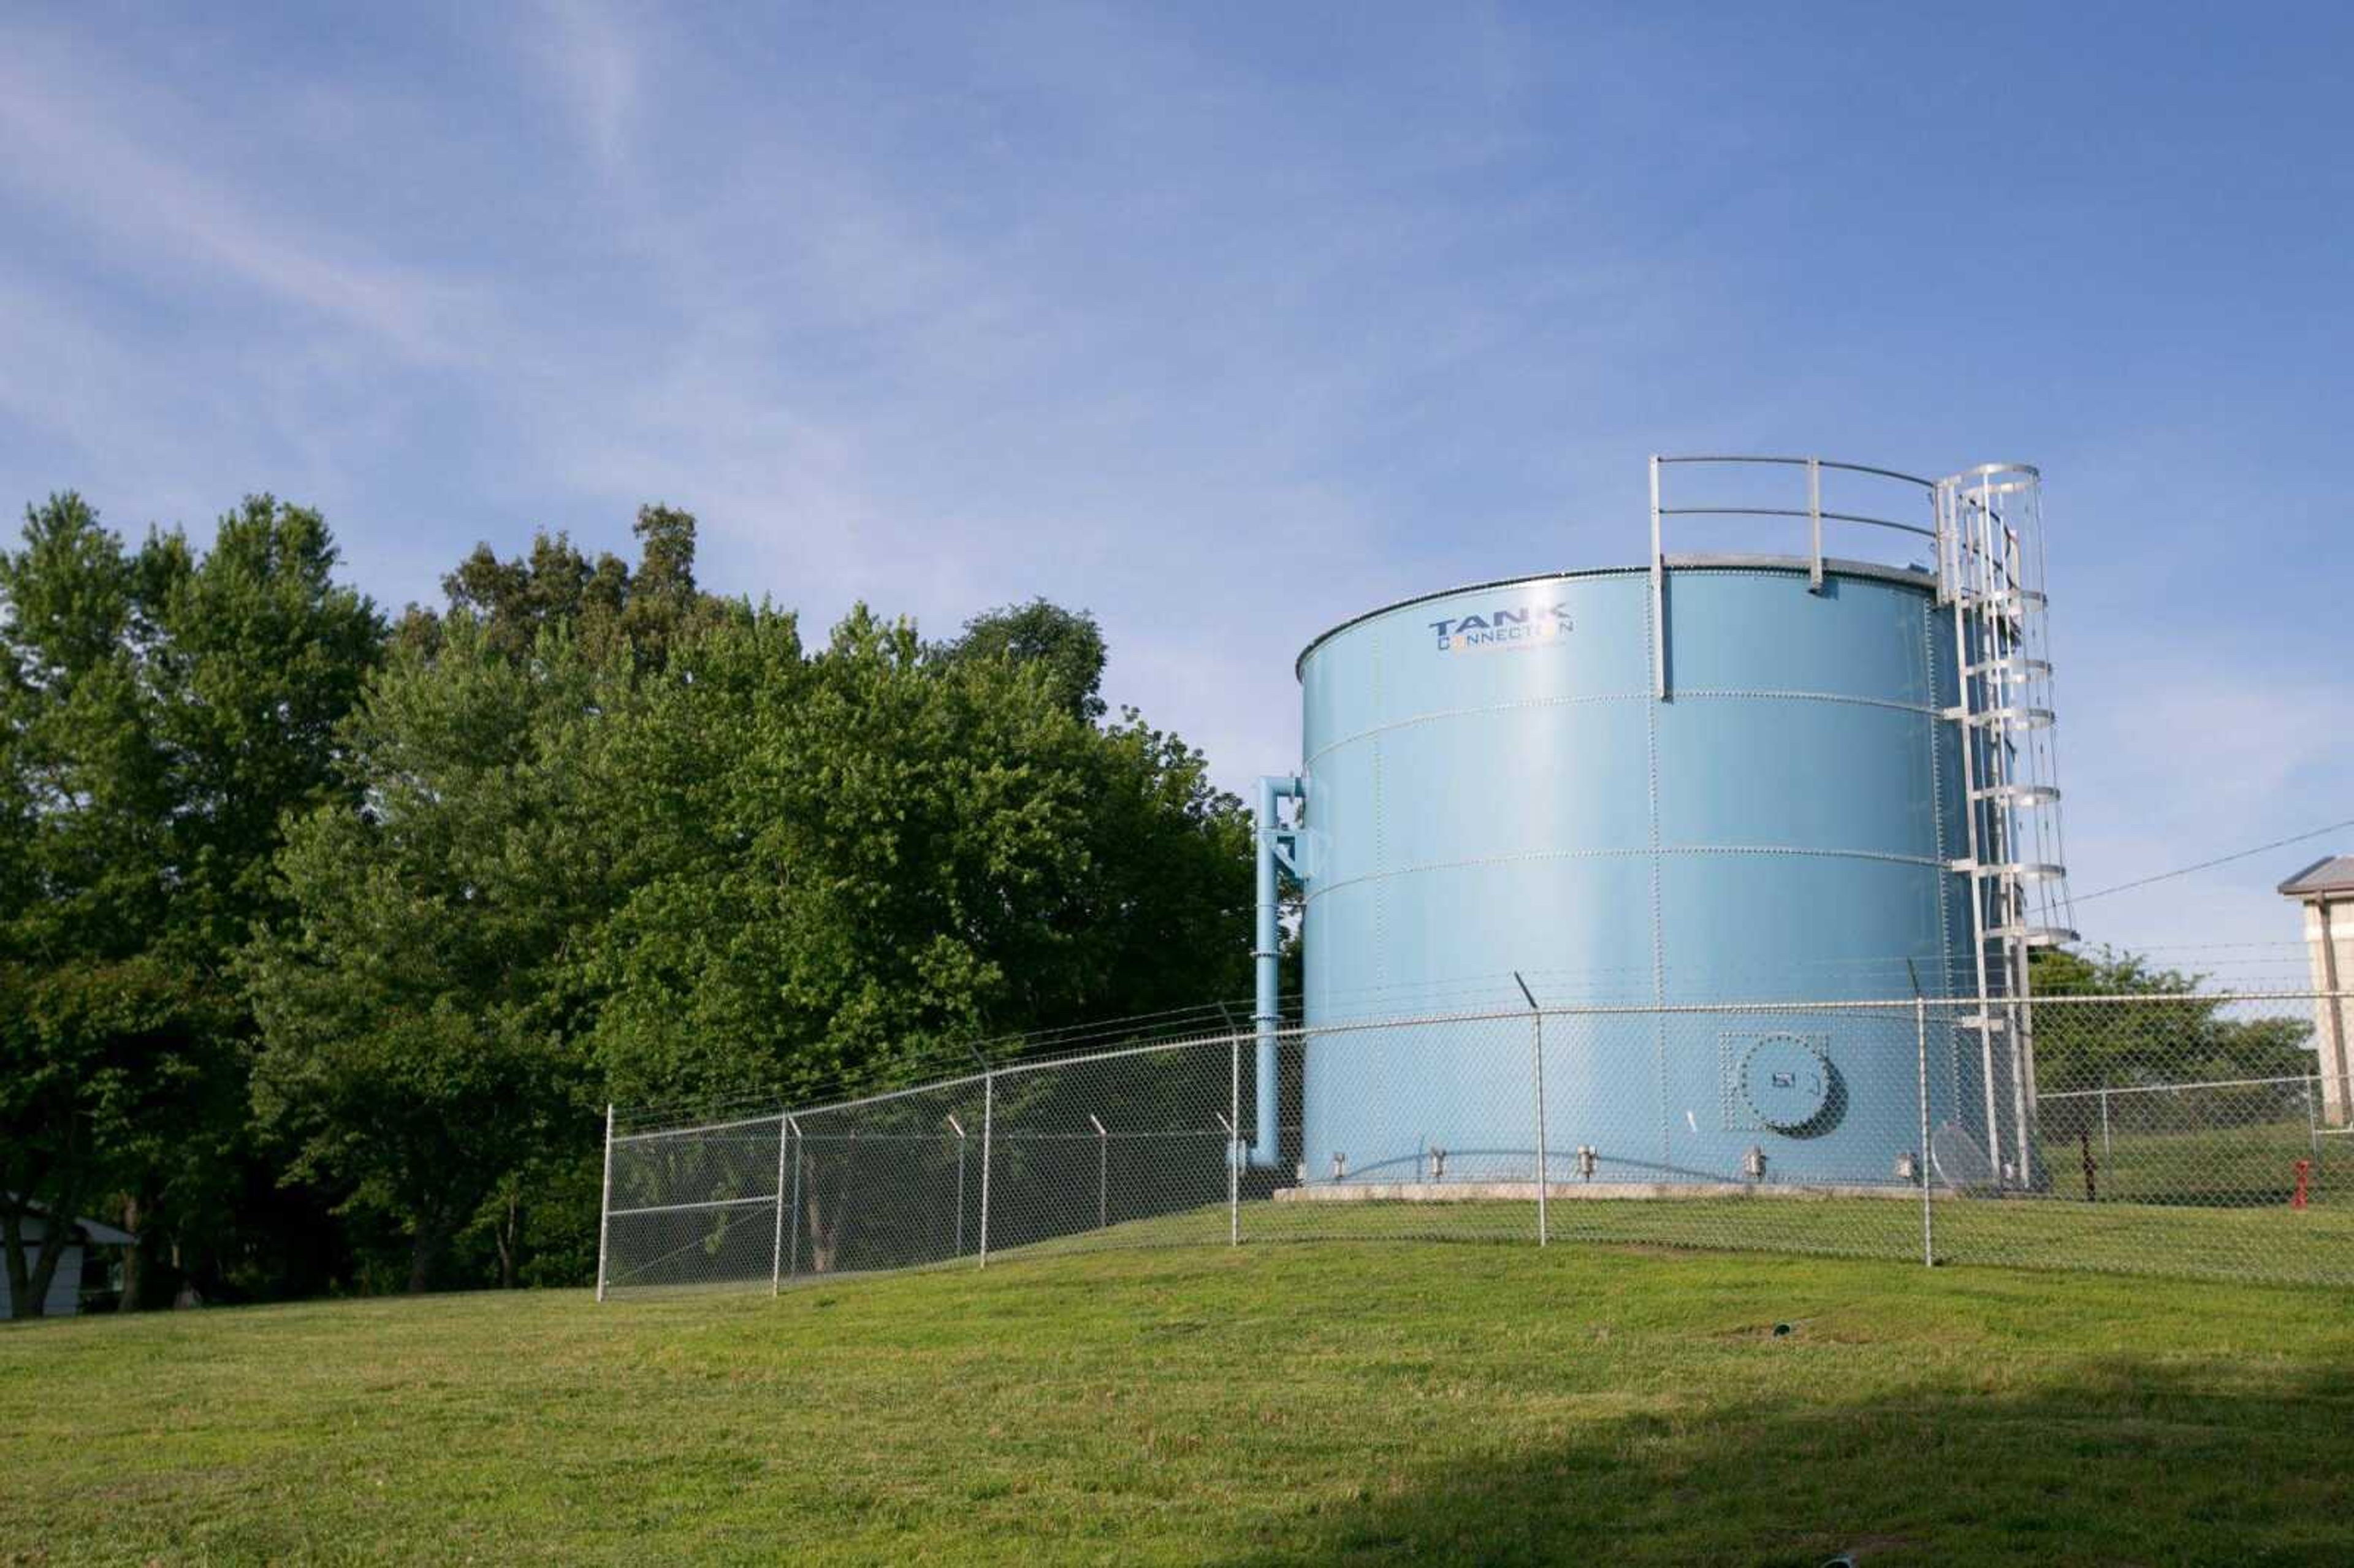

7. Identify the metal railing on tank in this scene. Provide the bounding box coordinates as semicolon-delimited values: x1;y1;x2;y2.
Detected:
1648;454;1943;645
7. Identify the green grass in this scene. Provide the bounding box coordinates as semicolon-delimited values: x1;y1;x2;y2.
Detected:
1002;1187;2354;1287
6;1239;2352;1566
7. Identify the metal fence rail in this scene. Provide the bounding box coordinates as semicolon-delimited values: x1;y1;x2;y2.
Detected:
598;991;2354;1298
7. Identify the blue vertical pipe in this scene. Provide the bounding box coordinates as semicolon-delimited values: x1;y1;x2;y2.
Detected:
1252;774;1303;1168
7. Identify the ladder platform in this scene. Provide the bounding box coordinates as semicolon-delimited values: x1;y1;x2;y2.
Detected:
1964;655;2053;680
1959;587;2048;613
1986;924;2076;946
1979;861;2067;882
1959;704;2056;729
1971;783;2060;805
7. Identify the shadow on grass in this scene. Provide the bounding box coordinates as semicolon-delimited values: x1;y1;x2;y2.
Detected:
1219;1356;2354;1567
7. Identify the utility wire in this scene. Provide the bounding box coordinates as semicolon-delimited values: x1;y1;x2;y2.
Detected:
2070;816;2354;905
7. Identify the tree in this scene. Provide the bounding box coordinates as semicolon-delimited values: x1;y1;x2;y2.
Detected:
2028;946;2314;1139
584;607;1252;1113
0;497;182;1315
584;606;1088;1107
0;959;207;1316
0;493;384;1314
243;615;627;1291
128;498;383;1305
945;598;1110;721
403;504;719;670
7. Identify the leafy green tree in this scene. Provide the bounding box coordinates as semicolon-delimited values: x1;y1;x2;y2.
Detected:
583;607;1252;1113
414;530;627;663
1;493;382;1314
945;598;1110;721
585;606;1086;1106
402;504;719;670
128;498;383;1304
243;615;629;1290
0;960;207;1315
2028;947;2314;1138
0;497;183;1314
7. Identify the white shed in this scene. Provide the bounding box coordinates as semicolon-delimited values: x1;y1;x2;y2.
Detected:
2280;854;2354;1128
1;1206;136;1319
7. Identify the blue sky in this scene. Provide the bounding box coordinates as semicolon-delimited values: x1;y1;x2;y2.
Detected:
2;2;2347;975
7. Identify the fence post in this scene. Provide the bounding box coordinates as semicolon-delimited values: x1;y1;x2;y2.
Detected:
595;1102;614;1303
949;1115;967;1258
978;1070;994;1269
1534;1012;1550;1244
2101;1086;2112;1161
1229;1032;1241;1247
771;1109;790;1296
786;1116;803;1282
1515;974;1547;1246
1915;1000;1933;1269
1091;1114;1108;1230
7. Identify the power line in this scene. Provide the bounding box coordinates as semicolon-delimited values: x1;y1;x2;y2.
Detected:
2070;817;2354;905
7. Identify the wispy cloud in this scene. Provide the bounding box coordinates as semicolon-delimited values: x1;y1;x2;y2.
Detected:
0;36;478;366
528;0;643;180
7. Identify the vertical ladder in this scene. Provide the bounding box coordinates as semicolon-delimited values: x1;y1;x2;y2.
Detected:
1937;464;2076;1187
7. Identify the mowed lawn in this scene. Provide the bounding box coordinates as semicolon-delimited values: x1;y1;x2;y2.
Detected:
4;1243;2351;1566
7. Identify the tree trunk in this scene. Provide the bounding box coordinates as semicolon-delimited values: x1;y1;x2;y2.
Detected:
407;1213;449;1293
118;1186;159;1312
804;1177;837;1274
0;1206;35;1321
495;1189;519;1289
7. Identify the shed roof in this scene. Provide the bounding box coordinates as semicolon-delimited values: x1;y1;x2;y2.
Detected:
72;1214;136;1247
2278;854;2354;899
2;1195;134;1246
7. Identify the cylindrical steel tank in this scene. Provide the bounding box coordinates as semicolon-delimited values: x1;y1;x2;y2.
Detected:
1292;555;1979;1186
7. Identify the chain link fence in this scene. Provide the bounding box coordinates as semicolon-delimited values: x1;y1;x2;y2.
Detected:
598;991;2354;1298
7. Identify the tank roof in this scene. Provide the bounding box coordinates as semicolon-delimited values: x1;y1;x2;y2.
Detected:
1294;552;1941;679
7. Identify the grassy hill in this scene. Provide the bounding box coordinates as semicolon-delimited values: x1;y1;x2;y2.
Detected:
4;1243;2350;1566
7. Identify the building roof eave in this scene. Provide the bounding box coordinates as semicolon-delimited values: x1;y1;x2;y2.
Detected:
2279;854;2354;899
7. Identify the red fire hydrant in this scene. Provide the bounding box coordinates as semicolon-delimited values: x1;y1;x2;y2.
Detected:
2291;1159;2312;1211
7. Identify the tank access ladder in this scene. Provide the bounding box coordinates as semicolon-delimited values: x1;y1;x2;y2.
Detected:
1937;462;2076;1188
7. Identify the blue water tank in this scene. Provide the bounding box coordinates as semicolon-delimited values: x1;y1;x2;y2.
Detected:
1293;557;1979;1186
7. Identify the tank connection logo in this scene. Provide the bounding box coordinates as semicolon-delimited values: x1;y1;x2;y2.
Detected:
1428;601;1575;654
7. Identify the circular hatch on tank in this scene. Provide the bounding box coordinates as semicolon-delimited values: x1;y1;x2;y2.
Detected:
1739;1035;1835;1133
